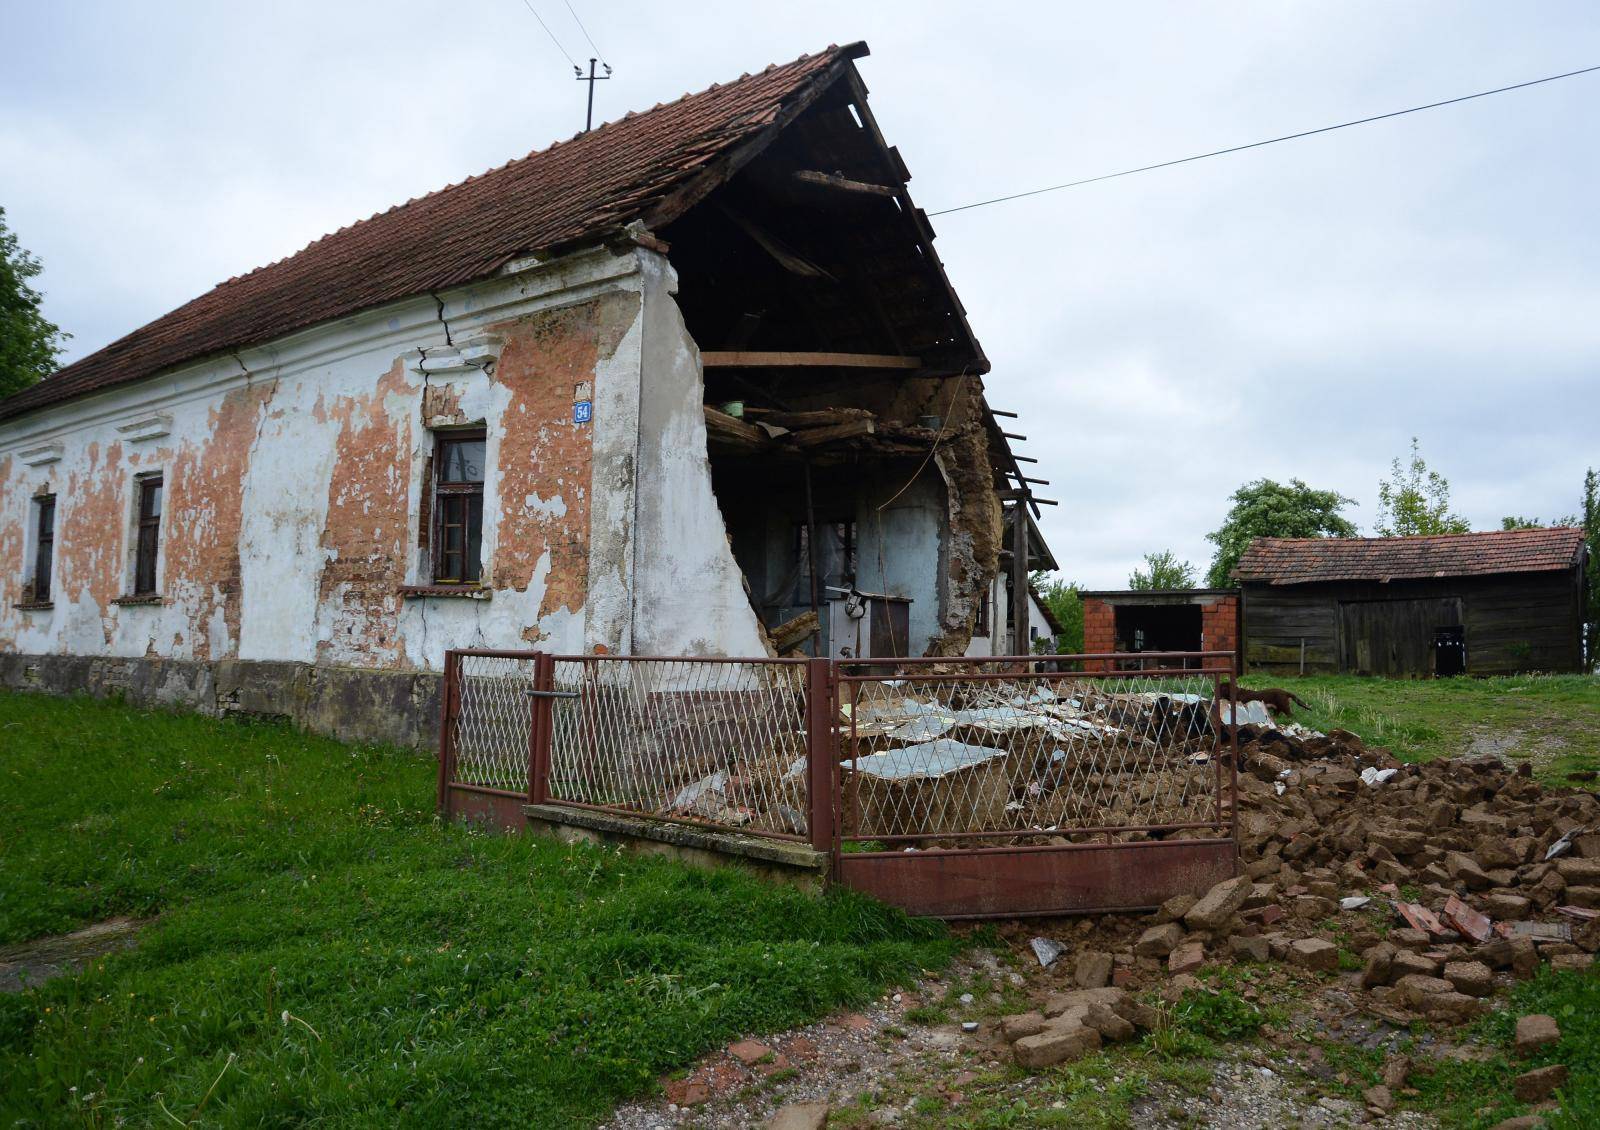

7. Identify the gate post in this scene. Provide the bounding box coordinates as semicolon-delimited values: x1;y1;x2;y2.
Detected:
436;649;460;817
805;657;835;859
527;652;555;806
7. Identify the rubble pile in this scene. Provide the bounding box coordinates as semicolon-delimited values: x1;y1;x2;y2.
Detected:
996;714;1600;1073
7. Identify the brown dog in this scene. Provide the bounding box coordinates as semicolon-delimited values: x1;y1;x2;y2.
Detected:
1217;680;1312;719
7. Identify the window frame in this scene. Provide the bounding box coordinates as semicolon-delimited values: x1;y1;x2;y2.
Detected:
31;494;56;604
430;428;487;586
132;474;164;597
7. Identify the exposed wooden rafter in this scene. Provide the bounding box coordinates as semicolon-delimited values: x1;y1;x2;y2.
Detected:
701;351;921;369
791;169;899;197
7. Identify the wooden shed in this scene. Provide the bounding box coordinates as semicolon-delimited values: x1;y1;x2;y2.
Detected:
1235;528;1589;676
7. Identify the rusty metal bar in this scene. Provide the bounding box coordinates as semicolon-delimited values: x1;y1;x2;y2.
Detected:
435;649;460;817
839;820;1232;842
806;656;835;857
526;652;555;806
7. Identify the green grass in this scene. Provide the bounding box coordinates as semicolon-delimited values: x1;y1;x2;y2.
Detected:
0;692;956;1126
1241;672;1600;779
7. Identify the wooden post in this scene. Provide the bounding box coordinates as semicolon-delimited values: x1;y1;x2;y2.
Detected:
1010;500;1029;659
806;657;836;862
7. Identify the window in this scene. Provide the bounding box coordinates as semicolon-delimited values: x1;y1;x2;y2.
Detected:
31;495;55;603
134;476;163;595
432;431;485;584
973;583;991;637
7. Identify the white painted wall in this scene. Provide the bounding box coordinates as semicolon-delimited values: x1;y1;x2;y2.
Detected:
0;235;871;671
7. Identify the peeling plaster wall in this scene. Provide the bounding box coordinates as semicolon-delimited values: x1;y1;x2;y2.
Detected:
628;254;769;657
0;245;659;673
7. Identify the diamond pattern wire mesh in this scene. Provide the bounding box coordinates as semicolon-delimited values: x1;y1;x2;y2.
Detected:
546;658;811;837
450;654;537;792
838;667;1228;843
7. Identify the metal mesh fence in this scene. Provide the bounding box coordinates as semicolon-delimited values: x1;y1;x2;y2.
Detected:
837;664;1232;844
450;653;537;792
546;657;812;838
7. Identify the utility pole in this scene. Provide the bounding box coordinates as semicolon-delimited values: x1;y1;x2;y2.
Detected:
576;57;612;132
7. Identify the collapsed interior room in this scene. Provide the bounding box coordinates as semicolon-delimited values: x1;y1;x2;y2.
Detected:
653;67;1042;658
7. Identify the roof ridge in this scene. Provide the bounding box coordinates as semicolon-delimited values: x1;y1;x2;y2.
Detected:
208;45;857;294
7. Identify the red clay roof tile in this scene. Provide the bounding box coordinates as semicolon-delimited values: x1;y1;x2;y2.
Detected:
0;44;865;422
1234;528;1587;585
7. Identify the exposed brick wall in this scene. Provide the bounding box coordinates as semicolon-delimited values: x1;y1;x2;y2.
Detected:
1079;593;1239;673
1082;597;1115;671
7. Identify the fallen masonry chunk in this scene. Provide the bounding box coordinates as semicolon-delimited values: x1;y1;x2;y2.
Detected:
1555;856;1600;884
1000;1012;1046;1041
1550;952;1594;973
1014;1023;1101;1069
1513;1063;1569;1103
1445;852;1493;891
1514;1014;1561;1057
1229;935;1270;963
1074;950;1113;989
1155;893;1198;924
1363;1084;1395;1112
1134;922;1187;958
1443;960;1493;998
1419;990;1489;1023
1340;896;1371;911
1389;950;1442;980
728;1039;772;1066
767;1101;830;1130
1082;1001;1135;1042
1168;942;1205;975
1288;938;1339;971
1381;1055;1412;1090
1392;974;1455;1009
961;1021;979;1033
1042;986;1125;1018
1184;875;1253;930
1360;941;1396;989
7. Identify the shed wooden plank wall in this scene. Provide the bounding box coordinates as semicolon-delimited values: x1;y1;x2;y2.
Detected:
1242;570;1584;676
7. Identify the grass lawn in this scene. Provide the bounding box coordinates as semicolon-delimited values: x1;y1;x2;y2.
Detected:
1240;672;1600;782
0;692;955;1126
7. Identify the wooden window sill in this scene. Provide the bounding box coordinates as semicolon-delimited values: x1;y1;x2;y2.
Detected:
13;601;53;611
398;584;492;601
112;594;165;606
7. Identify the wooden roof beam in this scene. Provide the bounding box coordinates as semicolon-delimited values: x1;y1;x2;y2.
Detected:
791;169;899;197
701;351;922;369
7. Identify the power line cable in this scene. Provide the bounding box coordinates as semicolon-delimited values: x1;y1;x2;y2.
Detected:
563;0;610;69
517;0;581;73
929;62;1600;217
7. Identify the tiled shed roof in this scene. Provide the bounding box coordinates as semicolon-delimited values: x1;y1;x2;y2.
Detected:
0;43;866;422
1234;528;1587;585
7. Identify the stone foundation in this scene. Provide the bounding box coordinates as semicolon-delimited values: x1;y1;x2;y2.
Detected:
0;652;441;749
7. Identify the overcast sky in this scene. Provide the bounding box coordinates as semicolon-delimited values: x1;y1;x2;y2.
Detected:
3;1;1597;588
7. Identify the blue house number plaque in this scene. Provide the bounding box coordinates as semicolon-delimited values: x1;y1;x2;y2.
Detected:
573;400;593;424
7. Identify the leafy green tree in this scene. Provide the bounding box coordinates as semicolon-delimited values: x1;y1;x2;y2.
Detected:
1374;437;1469;537
0;207;67;398
1029;572;1083;654
1129;551;1196;591
1205;478;1358;586
1501;514;1579;530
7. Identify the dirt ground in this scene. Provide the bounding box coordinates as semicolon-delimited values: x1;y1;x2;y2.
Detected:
601;942;1453;1130
0;917;146;993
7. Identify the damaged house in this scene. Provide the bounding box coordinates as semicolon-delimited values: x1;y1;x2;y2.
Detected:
0;42;1039;747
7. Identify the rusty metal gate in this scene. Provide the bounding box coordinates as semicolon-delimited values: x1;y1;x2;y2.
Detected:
438;650;1238;917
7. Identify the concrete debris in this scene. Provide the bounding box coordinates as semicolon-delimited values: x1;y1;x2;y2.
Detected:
1029;936;1065;968
1339;896;1371;911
